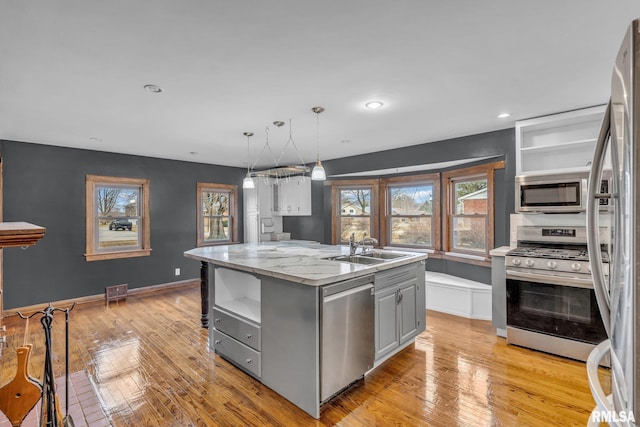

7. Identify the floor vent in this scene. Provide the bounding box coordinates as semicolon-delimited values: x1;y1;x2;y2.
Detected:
105;283;128;302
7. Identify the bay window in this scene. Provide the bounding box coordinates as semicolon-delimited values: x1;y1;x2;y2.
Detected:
442;161;503;260
331;180;379;244
381;174;440;249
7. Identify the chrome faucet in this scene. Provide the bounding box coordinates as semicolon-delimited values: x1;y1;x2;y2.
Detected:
349;233;358;255
349;232;378;255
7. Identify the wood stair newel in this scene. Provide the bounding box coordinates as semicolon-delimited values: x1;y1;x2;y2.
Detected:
0;222;46;351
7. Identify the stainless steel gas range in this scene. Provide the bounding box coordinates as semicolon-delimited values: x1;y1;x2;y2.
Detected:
505;226;609;362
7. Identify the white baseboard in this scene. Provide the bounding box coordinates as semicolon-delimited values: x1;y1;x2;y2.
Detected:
425;272;492;321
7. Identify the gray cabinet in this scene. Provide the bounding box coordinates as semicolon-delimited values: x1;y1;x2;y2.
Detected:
375;286;400;359
491;253;507;337
399;282;418;342
213;329;261;377
374;263;425;361
210;268;262;379
211;307;262;378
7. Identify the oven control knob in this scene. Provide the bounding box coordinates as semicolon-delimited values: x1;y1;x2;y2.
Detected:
587;265;592;273
571;263;582;272
547;261;558;269
512;258;521;266
524;259;535;267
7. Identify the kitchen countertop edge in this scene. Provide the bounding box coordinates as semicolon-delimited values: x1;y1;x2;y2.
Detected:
184;242;428;286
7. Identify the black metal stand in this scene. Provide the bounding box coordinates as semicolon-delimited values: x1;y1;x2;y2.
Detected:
18;304;75;427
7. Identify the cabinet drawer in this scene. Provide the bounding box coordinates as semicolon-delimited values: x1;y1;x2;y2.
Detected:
213;308;261;351
375;264;418;290
213;330;261;378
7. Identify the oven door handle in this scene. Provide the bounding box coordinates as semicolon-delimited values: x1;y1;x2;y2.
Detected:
586;99;611;337
506;270;594;289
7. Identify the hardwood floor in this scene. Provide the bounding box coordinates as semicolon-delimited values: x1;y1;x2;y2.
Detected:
0;284;610;426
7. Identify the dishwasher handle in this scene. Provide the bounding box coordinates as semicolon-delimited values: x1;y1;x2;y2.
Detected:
323;283;374;303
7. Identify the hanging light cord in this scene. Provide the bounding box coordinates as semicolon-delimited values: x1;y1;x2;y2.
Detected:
244;132;253;174
250;126;280;171
276;119;307;168
315;111;320;162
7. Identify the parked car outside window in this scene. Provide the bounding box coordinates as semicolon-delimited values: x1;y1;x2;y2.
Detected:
109;219;132;231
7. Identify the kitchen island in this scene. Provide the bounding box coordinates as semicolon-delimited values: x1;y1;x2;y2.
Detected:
184;241;427;418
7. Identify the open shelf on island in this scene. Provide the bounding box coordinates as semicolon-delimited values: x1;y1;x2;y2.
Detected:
214;267;261;323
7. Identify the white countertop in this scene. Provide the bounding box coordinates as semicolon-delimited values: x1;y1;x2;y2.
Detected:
489;246;513;257
184;241;428;286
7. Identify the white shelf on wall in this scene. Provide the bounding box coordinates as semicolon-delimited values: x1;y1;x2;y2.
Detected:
516;105;607;175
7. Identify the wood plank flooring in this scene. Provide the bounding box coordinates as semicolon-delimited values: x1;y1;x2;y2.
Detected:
0;284;610;426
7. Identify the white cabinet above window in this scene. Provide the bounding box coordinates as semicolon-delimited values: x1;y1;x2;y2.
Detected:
515;105;607;175
273;176;312;216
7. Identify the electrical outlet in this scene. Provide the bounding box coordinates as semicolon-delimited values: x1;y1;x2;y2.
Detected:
175;267;181;276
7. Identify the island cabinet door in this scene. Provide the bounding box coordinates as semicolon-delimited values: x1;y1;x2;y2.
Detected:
399;282;418;343
375;286;400;359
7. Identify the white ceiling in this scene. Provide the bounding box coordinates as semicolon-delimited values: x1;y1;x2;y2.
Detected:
1;1;640;170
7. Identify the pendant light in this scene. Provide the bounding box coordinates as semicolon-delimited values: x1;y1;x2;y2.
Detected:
311;106;326;181
242;132;255;189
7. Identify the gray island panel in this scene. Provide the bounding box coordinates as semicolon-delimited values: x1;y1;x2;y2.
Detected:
261;275;321;418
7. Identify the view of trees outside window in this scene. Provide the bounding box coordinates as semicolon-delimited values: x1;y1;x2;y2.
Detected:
389;184;433;246
202;190;231;242
95;185;141;249
452;178;487;252
339;188;371;243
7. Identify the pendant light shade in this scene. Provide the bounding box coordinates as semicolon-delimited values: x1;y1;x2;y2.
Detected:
311;106;326;181
242;132;255;189
242;174;255;189
311;160;326;180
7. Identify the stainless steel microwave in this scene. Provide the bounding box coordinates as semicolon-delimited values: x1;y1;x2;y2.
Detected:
515;171;611;213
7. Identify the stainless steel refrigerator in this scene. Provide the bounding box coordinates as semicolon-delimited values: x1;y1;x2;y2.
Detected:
586;18;640;426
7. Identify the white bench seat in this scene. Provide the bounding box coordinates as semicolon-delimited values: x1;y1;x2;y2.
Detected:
425;272;492;320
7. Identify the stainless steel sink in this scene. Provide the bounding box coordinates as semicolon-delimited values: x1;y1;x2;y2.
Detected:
325;255;386;265
364;251;409;260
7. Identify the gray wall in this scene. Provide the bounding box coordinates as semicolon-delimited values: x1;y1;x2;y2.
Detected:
1;140;245;309
284;128;516;284
2;127;514;308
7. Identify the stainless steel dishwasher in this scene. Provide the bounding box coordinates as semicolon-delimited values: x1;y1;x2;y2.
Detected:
320;275;375;402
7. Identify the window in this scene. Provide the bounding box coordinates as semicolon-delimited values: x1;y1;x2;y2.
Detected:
197;182;238;247
381;174;440;249
331;180;379;244
85;175;151;261
452;177;488;251
329;161;503;264
442;161;503;260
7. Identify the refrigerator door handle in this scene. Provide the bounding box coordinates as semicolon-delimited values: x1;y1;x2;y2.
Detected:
586;99;612;337
586;340;616;424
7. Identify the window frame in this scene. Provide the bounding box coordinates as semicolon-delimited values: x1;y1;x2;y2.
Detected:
330;179;379;245
196;182;238;247
85;175;151;262
380;173;440;250
441;161;504;263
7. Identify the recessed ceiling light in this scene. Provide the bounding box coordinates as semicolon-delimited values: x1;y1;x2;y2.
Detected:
365;101;384;110
340;139;351;144
497;112;511;119
189;151;199;156
89;137;102;142
144;84;163;93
